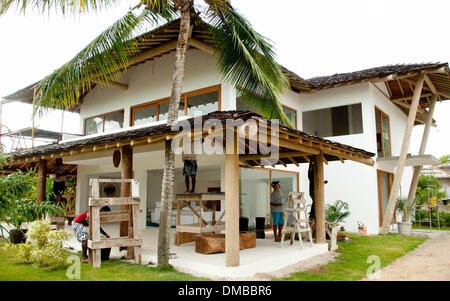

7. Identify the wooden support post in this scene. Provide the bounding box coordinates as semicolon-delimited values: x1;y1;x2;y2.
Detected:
120;145;133;258
91;206;101;268
225;132;240;267
406;94;438;213
36;159;47;203
314;155;326;243
380;74;425;234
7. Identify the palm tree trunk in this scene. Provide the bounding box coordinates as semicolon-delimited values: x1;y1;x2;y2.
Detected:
157;0;191;267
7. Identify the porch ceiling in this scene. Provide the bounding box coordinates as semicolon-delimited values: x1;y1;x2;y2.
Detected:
1;110;375;175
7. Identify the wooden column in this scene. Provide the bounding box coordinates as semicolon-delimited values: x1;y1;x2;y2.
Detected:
380;74;425;234
314;155;326;243
225;132;240;267
36;159;47;203
406;94;438;212
120;145;133;239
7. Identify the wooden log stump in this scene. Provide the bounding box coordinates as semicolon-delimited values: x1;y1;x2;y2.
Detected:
195;232;256;254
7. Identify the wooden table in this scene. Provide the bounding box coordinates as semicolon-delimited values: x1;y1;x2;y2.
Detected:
175;192;225;245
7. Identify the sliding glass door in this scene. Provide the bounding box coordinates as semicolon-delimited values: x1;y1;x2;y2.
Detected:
239;167;299;230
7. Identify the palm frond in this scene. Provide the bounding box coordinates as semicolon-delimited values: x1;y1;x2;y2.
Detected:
204;1;291;127
0;0;122;16
34;6;175;111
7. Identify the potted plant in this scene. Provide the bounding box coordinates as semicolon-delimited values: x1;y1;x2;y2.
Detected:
396;197;416;235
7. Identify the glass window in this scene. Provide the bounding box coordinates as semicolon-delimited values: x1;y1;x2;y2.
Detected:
85;111;124;135
382;115;390;157
375;108;391;158
104;111;124;132
85;116;104;135
131;86;220;126
239;168;271;230
187;91;219;116
134;105;157;126
158;101;169;121
282;106;297;129
302;103;363;137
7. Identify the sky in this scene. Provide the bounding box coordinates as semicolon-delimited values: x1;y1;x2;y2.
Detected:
0;0;448;158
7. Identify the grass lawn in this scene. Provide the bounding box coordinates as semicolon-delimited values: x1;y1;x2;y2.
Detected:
278;233;427;281
412;224;450;231
0;247;208;281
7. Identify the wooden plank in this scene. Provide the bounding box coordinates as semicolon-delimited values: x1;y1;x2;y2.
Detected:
99;210;130;223
90;178;136;183
176;222;225;233
88;238;143;249
225;132;240;267
176;193;225;201
89;197;140;206
36;159;47;203
380;74;425;234
120;145;133;248
132;204;141;240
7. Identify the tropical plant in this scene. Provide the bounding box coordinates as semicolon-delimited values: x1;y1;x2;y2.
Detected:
325;200;351;224
396;197;416;223
1;0;290;267
2;199;65;232
5;220;71;268
415;175;446;205
439;154;450;164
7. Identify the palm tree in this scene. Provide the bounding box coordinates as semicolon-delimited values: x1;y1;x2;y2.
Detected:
1;0;291;266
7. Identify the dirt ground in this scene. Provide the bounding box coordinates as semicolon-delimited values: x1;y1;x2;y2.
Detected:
362;230;450;281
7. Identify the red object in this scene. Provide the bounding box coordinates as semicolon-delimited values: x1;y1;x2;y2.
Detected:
73;211;89;225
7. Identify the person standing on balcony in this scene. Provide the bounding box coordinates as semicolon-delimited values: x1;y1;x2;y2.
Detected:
182;145;198;193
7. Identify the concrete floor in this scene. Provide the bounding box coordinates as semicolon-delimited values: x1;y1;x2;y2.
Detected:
65;222;329;280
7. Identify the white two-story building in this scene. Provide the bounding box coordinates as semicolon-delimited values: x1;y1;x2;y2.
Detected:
2;18;449;239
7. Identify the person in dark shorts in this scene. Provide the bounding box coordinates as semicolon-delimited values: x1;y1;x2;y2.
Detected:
182;153;197;193
72;206;111;263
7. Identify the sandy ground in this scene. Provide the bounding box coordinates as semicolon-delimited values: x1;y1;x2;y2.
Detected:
362;230;450;281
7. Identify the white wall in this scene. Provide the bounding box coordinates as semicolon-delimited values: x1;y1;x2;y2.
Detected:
79;49;235;130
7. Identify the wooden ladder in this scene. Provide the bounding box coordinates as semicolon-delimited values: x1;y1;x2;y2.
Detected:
280;192;313;249
88;178;142;268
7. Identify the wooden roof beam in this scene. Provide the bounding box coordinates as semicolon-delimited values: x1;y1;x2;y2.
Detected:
424;75;438;95
188;38;214;55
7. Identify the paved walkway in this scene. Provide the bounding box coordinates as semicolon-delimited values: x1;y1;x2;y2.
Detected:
362;230;450;281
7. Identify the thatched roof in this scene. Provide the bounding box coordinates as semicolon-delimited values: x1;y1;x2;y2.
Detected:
306;63;448;89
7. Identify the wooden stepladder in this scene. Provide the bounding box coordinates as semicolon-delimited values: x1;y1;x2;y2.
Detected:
88;179;142;268
280;192;313;249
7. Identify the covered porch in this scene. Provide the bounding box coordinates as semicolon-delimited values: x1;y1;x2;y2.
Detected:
3;110;374;268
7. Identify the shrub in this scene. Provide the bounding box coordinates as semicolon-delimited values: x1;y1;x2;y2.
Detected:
6;220;71;269
325;200;351;224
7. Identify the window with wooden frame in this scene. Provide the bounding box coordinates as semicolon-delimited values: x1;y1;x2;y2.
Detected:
282;105;297;129
130;85;221;126
374;107;392;158
377;170;396;226
84;110;124;135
